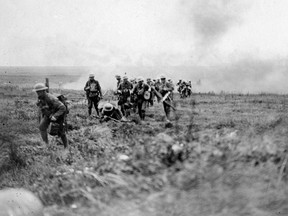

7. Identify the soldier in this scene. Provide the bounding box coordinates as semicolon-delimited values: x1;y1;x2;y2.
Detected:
130;77;137;86
179;81;187;98
154;74;174;120
132;76;149;120
34;83;68;148
84;74;103;116
117;75;133;116
99;103;124;122
145;78;154;106
176;79;182;93
167;78;175;100
130;78;138;113
187;80;192;97
115;75;122;88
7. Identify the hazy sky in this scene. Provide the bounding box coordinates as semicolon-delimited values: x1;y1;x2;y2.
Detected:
1;0;288;92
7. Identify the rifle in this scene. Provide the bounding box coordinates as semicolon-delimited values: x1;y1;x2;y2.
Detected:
151;87;176;111
93;114;129;123
161;92;171;103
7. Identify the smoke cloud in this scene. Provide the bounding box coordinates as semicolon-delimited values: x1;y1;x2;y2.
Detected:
180;0;248;46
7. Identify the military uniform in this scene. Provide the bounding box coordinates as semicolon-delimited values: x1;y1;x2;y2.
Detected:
132;82;149;120
117;80;133;116
99;103;123;122
146;80;155;106
155;81;174;119
84;79;102;116
37;93;68;147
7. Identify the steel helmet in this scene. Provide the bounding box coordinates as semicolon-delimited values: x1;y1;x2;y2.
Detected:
103;103;113;112
160;74;166;79
137;76;144;82
115;75;121;79
123;75;128;80
0;188;44;216
33;83;48;92
89;74;95;78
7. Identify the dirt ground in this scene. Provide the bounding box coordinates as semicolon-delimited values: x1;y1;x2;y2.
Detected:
1;92;288;215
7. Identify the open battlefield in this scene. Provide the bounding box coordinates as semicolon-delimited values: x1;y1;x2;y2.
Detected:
1;71;288;215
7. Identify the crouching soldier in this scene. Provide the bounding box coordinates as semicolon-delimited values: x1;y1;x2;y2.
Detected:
84;74;103;116
34;83;68;148
133;76;149;120
99;103;124;122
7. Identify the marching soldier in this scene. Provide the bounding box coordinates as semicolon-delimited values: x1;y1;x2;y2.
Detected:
84;74;103;116
130;78;138;113
154;74;174;121
167;78;174;100
34;83;68;148
176;79;182;93
115;75;122;88
145;77;154;106
132;76;149;120
187;80;192;97
117;75;133;116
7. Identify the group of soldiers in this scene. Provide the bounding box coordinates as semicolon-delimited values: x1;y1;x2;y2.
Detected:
33;73;190;148
114;74;175;121
176;80;192;98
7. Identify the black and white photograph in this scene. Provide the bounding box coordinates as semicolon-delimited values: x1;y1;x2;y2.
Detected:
1;0;288;215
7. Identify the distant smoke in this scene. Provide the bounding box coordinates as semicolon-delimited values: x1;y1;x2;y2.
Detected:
191;58;288;94
180;0;248;46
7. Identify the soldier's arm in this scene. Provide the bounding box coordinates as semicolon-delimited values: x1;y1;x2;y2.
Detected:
84;81;89;91
97;81;103;97
117;83;122;91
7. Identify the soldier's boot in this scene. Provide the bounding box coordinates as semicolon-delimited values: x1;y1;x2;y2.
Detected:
95;107;100;117
120;106;125;117
141;110;146;120
40;131;49;144
88;109;92;116
60;134;68;148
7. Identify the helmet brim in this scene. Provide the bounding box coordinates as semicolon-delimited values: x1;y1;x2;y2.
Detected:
33;87;48;92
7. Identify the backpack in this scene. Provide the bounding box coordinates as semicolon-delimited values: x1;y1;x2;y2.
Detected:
57;95;69;115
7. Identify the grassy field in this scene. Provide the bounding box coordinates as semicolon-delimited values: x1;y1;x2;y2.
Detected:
1;89;288;216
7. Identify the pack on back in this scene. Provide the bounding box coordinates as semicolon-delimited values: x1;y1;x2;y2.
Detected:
57;95;69;114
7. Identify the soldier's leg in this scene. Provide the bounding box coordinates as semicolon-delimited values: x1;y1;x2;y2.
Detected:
93;98;100;116
56;118;68;148
39;116;50;144
121;105;126;117
141;101;146;120
163;103;171;119
59;132;68;148
88;97;92;115
137;100;143;119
